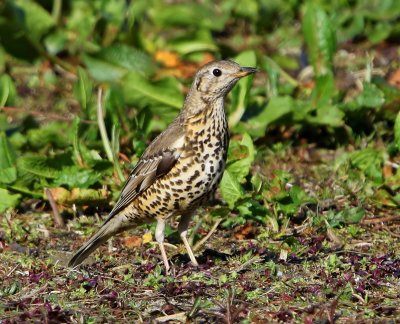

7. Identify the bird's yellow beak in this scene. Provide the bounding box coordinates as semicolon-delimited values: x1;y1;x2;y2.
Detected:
235;67;258;78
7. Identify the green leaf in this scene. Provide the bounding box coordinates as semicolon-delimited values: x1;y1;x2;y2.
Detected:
302;3;336;76
84;45;154;82
262;57;280;98
236;198;268;224
242;96;293;137
149;3;229;31
273;185;313;216
356;82;385;108
312;73;335;107
226;133;255;182
18;153;74;179
167;29;218;55
220;170;244;209
288;186;313;205
0;74;16;107
336;12;364;43
122;72;183;109
0;132;17;186
10;0;55;41
74;67;93;114
44;30;68;55
229;50;257;127
53;167;100;189
0;188;20;213
0;167;17;184
306;105;344;127
349;148;384;184
26;123;70;149
327;207;365;228
343;82;385;111
372;76;400;105
368;22;392;44
84;55;128;82
395;112;400;151
0;131;16;168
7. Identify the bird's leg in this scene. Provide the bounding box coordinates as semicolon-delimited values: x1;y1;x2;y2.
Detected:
155;218;170;274
178;213;199;267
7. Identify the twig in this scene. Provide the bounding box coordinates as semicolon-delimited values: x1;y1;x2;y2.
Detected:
20;284;49;300
155;312;187;323
193;218;221;252
361;215;400;224
1;106;95;124
382;226;400;239
232;256;261;273
6;265;19;277
45;188;65;228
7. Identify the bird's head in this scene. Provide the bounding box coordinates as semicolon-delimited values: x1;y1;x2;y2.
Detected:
191;60;257;100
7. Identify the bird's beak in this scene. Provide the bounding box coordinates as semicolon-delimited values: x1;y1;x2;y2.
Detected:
235;67;258;78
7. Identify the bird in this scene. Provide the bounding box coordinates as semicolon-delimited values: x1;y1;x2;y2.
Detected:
68;60;257;273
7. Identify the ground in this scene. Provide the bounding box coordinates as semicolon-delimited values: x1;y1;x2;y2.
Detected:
1;147;400;322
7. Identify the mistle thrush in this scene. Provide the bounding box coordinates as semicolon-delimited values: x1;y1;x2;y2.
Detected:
68;60;257;272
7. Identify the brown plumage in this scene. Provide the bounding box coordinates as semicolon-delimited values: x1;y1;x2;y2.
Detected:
68;60;257;272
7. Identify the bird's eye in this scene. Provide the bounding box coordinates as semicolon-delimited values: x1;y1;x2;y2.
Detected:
212;69;222;77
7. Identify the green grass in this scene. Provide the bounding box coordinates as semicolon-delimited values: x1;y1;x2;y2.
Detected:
1;0;400;322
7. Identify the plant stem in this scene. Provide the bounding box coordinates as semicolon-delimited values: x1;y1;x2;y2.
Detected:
97;88;114;163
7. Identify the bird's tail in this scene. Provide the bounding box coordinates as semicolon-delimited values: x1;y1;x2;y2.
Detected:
68;216;125;267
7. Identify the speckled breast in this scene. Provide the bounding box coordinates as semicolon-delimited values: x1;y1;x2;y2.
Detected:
134;106;229;219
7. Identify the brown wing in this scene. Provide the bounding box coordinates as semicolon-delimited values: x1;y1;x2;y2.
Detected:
103;114;185;222
105;149;179;221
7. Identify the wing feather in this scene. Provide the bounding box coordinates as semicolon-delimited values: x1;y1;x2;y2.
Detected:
104;149;179;221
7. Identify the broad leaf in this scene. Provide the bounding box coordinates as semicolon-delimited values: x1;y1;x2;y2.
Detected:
243;96;293;137
10;0;55;41
0;188;20;212
220;170;244;209
349;148;384;184
0;132;17;184
312;74;335;107
226;133;255;182
53;167;101;189
84;45;154;82
306;105;344;127
344;82;385;111
229;50;257;127
18;153;74;179
122;72;183;109
0;74;16;107
150;3;229;31
0;132;16;168
302;3;336;76
327;207;365;228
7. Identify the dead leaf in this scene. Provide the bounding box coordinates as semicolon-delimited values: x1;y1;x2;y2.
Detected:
234;222;255;240
383;163;393;178
155;50;180;68
123;236;142;249
46;187;69;204
302;80;315;89
326;227;343;249
388;69;400;88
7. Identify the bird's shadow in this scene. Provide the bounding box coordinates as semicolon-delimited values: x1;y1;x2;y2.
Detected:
171;248;318;272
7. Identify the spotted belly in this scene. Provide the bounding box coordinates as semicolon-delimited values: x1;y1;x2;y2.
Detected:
133;146;226;218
